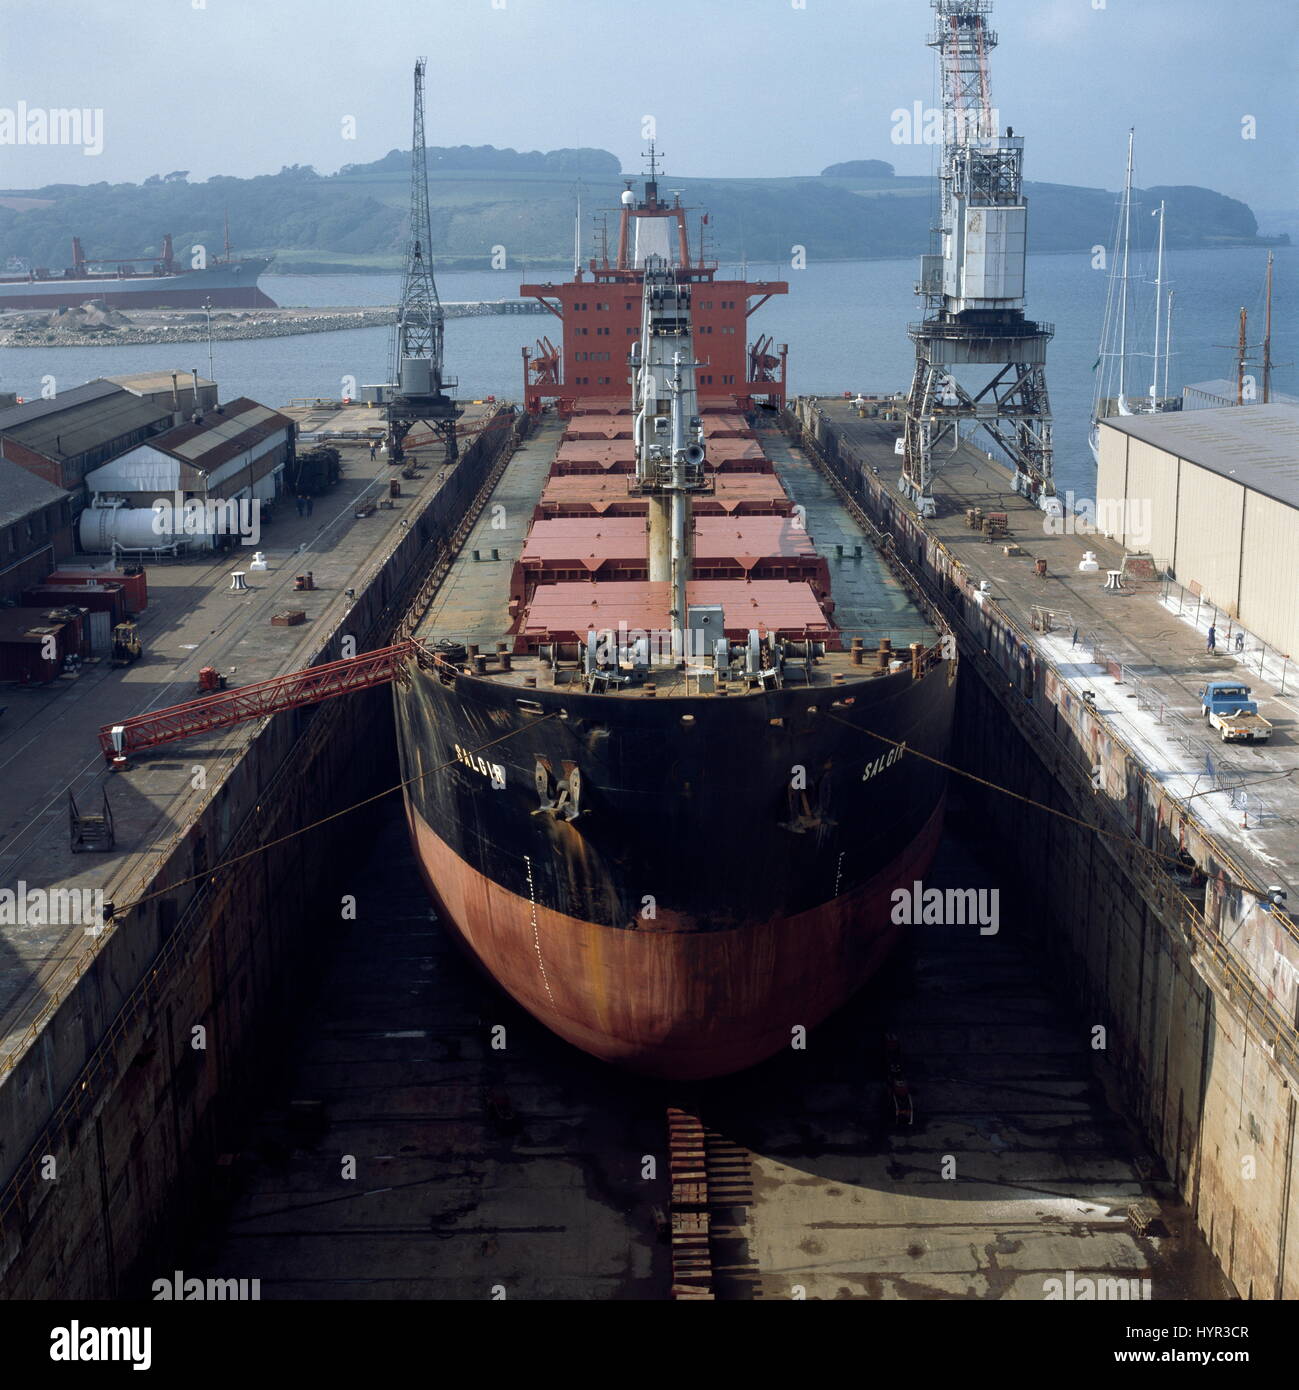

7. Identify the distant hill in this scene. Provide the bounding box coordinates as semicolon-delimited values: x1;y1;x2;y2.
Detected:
0;148;1284;276
340;145;621;177
820;159;896;178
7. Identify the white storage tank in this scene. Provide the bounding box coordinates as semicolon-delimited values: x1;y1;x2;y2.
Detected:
78;504;215;554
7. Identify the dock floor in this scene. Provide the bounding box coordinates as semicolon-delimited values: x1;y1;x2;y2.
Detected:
192;793;1231;1299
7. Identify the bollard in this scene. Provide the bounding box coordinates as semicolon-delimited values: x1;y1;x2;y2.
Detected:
910;642;923;679
850;637;864;667
877;636;892;672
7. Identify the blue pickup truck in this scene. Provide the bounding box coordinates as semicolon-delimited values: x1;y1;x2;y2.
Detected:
1199;681;1273;743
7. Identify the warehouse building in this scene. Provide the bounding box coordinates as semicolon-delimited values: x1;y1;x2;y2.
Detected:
79;397;295;554
1096;404;1299;659
0;459;76;603
103;370;218;417
0;381;174;505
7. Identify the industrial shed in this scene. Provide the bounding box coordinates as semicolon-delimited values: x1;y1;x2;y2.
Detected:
0;381;174;500
84;397;294;506
1096;404;1299;659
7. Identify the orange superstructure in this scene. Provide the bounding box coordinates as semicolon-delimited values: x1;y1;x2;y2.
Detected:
521;151;787;415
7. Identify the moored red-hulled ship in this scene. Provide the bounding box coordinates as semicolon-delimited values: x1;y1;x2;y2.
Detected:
395;167;957;1079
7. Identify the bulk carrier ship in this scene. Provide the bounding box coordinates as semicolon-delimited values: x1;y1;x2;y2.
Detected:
395;169;958;1079
0;233;275;310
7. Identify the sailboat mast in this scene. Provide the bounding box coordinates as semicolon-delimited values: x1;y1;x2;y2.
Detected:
1163;290;1175;402
1236;307;1248;405
1263;250;1274;404
1117;129;1134;407
1151;201;1165;404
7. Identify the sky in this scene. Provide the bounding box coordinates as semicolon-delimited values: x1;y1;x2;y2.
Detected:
2;0;1295;215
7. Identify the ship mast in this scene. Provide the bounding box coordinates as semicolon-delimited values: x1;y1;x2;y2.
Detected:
631;257;707;663
1117;129;1133;410
1163;289;1175;402
1236;306;1248;405
1263;249;1274;404
1149;200;1165;406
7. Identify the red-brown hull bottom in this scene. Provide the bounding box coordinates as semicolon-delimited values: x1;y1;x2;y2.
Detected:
405;798;946;1079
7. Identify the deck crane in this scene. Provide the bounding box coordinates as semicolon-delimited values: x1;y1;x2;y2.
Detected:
385;57;461;467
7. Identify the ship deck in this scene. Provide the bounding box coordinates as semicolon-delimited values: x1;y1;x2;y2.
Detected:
414;413;938;696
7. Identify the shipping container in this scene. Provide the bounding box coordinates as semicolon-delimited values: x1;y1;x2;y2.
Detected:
86;609;112;657
23;583;127;624
0;608;77;683
45;566;148;614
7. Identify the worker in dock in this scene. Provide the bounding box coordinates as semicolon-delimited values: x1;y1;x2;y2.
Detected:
295;494;306;517
1235;630;1245;654
1206;624;1217;653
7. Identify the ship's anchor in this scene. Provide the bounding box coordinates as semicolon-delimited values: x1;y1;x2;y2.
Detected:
533;757;583;821
779;769;835;836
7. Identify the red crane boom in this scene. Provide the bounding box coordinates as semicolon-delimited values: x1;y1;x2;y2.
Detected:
99;642;417;763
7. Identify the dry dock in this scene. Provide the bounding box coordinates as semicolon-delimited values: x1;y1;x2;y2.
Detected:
190;792;1229;1300
0;402;518;1296
791;399;1299;1300
184;409;1230;1302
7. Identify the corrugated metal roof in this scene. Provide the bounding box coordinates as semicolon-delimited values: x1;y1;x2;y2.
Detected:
1100;404;1299;511
147;398;292;474
104;371;215;395
0;381;173;460
0;380;119;432
0;458;72;528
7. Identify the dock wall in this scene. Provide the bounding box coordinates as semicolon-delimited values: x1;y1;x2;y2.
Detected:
0;409;520;1298
789;400;1299;1300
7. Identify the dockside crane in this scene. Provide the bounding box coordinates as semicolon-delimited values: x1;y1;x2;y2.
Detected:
386;57;461;467
902;0;1055;517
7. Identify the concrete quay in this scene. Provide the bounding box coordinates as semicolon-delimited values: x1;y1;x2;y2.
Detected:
0;402;517;1296
791;398;1299;1299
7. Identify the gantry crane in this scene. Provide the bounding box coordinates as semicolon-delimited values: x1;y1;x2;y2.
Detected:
386;57;461;467
902;0;1055;518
